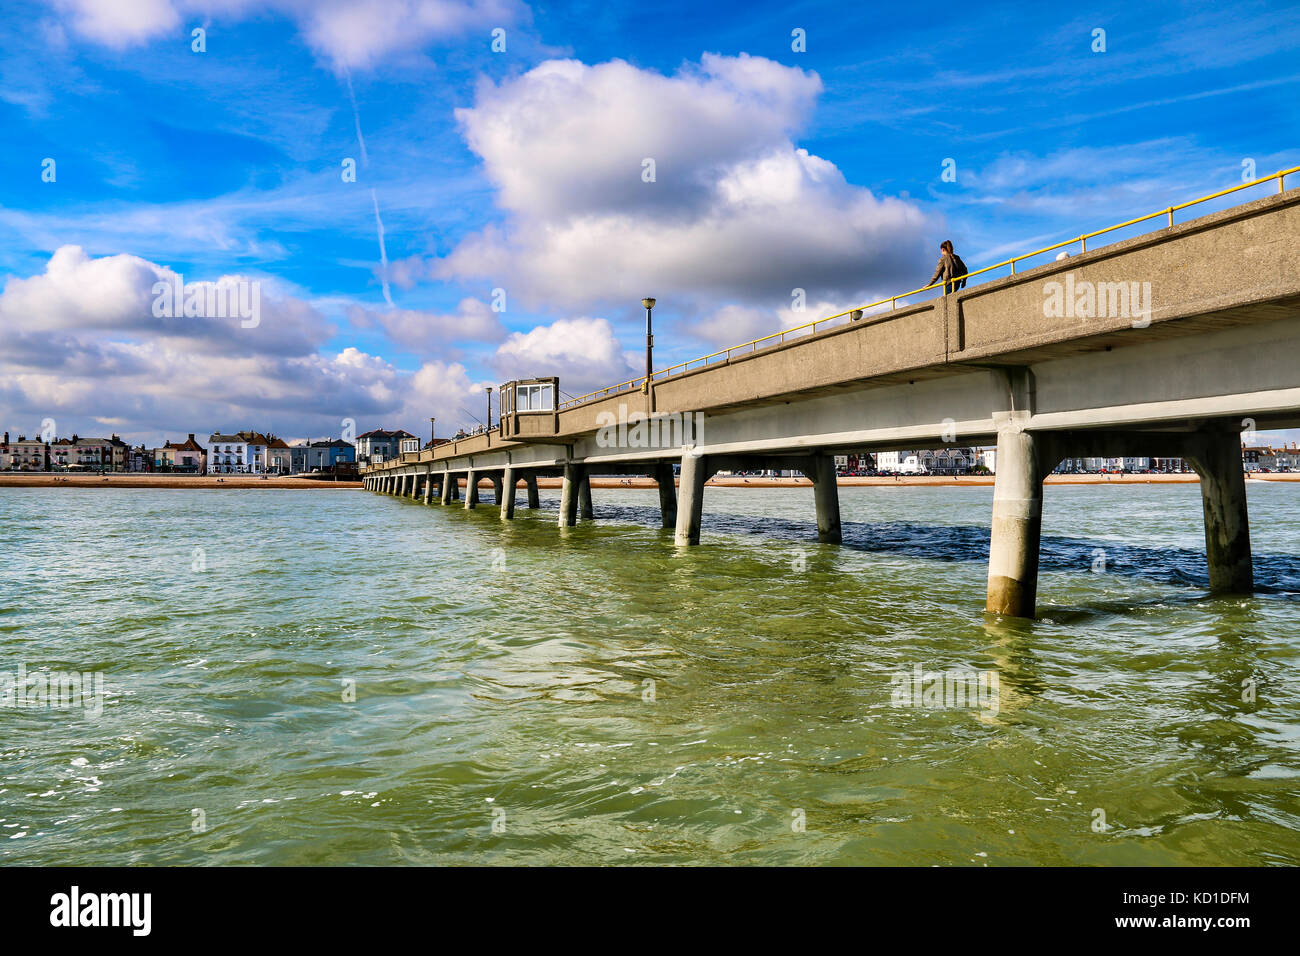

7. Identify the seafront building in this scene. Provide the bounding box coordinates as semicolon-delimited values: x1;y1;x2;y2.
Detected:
0;428;360;473
267;437;293;473
1274;444;1300;470
49;435;110;470
207;433;249;474
0;433;49;470
290;438;356;472
356;429;417;465
159;435;206;472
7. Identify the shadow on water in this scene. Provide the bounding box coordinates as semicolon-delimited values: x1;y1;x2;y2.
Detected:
566;501;1300;597
395;495;1300;597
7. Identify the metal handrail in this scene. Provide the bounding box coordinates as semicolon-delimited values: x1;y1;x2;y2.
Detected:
557;165;1297;410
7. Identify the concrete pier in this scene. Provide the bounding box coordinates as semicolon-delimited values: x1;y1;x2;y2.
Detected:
674;452;710;546
807;453;842;544
1188;429;1254;594
559;464;580;526
464;472;478;509
985;421;1043;618
578;469;594;520
500;467;516;520
654;463;677;529
363;186;1300;621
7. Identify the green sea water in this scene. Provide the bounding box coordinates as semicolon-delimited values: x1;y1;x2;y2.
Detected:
1;482;1298;865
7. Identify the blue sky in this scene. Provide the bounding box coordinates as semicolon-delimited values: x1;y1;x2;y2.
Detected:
1;0;1298;445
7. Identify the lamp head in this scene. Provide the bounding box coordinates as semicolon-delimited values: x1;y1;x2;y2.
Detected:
641;297;656;310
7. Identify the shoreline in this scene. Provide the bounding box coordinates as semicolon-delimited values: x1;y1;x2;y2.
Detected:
3;472;1297;491
0;474;361;489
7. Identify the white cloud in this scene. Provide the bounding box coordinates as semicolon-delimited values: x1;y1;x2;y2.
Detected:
491;316;637;395
0;245;331;358
347;297;506;353
690;296;846;348
435;54;932;310
0;247;487;442
47;0;522;69
51;0;180;48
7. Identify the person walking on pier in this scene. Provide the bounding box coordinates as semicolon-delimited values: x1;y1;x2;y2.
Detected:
927;240;968;294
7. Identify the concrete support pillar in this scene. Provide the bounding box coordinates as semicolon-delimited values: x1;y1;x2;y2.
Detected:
654;463;677;529
559;463;580;526
450;474;460;501
578;468;594;519
464;471;478;509
674;452;709;546
500;467;516;520
1188;431;1253;594
491;473;503;507
424;470;434;503
986;426;1043;618
808;454;842;544
525;475;540;509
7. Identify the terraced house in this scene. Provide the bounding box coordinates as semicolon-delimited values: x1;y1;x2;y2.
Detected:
158;434;206;473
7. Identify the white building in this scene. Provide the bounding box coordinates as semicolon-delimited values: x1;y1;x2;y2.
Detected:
206;433;249;473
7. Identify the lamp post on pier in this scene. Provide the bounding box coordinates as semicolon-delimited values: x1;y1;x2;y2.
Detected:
641;297;656;393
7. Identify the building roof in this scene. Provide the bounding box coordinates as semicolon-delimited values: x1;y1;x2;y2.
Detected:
235;430;272;446
357;428;416;440
167;434;205;452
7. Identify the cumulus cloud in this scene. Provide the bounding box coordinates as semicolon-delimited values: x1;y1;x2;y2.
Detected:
48;0;522;69
0;247;487;442
693;296;850;348
433;54;933;314
490;316;637;395
0;245;332;358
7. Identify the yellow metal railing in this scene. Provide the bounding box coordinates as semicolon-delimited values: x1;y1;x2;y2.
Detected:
558;165;1298;410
